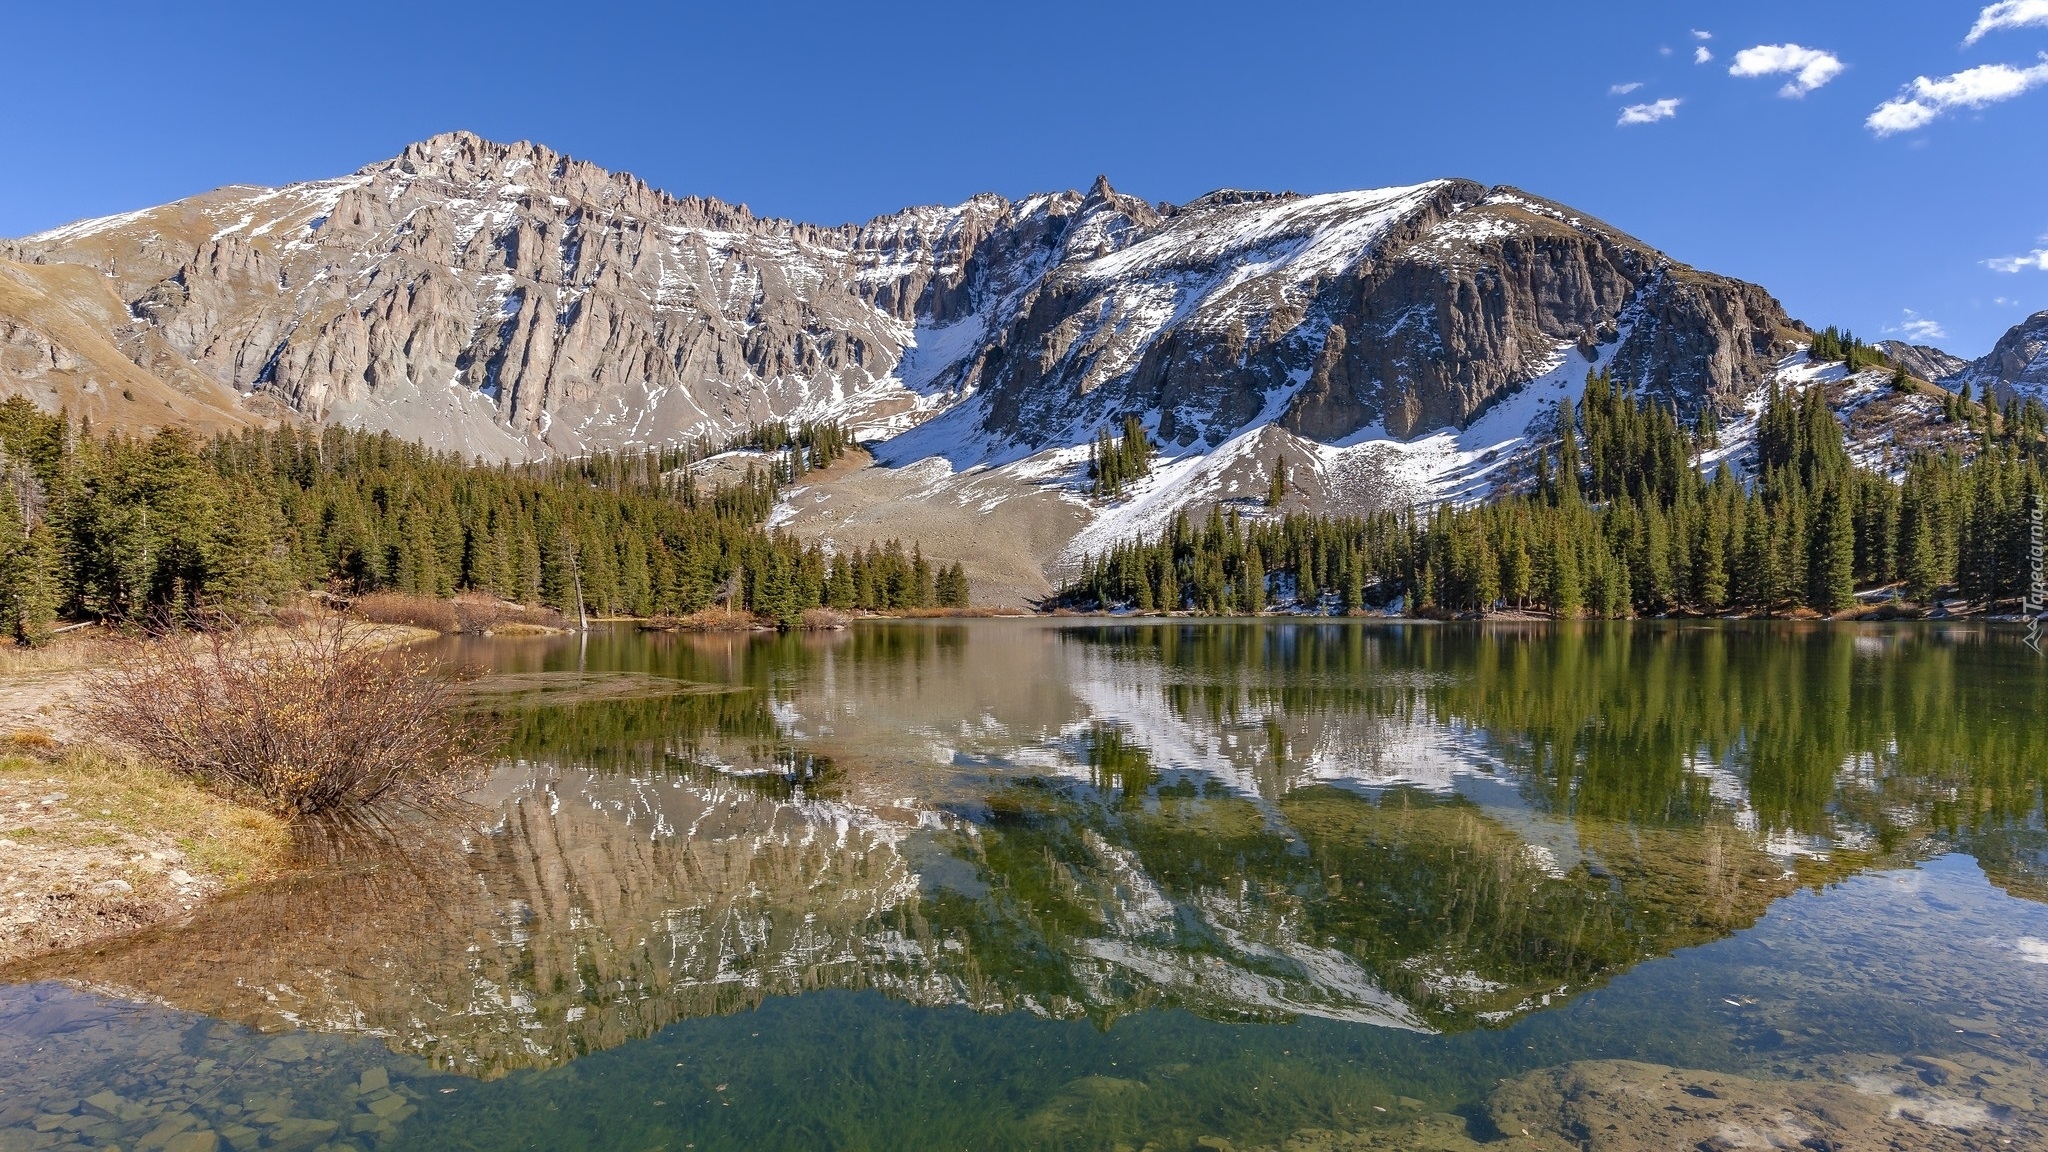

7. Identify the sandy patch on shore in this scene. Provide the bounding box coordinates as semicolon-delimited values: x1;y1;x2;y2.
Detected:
0;621;438;965
0;753;290;966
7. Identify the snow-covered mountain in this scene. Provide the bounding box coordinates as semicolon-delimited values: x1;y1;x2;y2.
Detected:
6;131;1801;456
1945;309;2048;402
7;131;1970;601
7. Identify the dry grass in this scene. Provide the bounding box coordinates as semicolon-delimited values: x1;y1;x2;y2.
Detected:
800;607;850;630
644;606;768;632
450;595;565;634
0;630;113;676
0;747;290;886
347;592;564;635
350;592;460;633
80;614;495;819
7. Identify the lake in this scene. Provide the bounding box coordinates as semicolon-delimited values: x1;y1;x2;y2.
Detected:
5;620;2047;1150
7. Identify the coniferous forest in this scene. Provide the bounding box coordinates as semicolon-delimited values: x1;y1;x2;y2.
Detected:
1089;415;1156;498
0;400;966;643
1060;371;2046;618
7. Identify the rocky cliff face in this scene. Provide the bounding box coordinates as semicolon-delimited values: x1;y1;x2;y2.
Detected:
17;134;970;456
1877;339;1970;385
8;132;1804;462
942;181;1801;455
0;256;257;436
1948;309;2048;401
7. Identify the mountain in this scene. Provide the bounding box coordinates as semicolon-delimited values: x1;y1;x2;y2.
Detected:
0;131;1901;601
6;132;1802;455
0;256;258;436
1876;339;1969;386
1946;308;2048;402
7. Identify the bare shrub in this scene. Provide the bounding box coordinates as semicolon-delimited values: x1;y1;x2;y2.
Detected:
800;607;849;631
450;596;564;635
81;616;493;819
349;592;459;633
644;606;763;632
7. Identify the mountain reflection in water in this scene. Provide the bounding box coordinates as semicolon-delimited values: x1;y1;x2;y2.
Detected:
10;620;2045;1084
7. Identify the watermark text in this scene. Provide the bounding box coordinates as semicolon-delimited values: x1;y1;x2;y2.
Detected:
2028;499;2045;655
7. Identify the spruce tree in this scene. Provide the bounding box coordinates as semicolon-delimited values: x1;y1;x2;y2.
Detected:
1547;530;1583;619
1812;480;1857;615
1556;398;1582;504
1266;456;1288;508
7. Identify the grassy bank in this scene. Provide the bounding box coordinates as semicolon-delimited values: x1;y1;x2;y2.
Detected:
0;615;463;964
0;746;291;965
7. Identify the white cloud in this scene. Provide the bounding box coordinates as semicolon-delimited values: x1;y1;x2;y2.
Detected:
1868;55;2048;134
1695;46;1714;64
1609;81;1644;95
1659;45;1674;57
1966;1;2048;46
1618;98;1682;125
1989;246;2048;272
1730;44;1847;97
1867;99;1941;134
1692;29;1714;40
1887;310;1949;342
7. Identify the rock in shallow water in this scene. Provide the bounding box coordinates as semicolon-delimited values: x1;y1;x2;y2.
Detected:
1489;1057;2042;1152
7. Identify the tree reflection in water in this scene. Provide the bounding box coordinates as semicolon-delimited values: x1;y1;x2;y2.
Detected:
9;621;2043;1083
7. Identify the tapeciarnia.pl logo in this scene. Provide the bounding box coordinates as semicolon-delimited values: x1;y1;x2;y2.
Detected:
2029;498;2045;655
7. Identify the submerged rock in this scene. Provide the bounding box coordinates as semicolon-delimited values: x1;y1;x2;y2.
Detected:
1490;1057;2043;1151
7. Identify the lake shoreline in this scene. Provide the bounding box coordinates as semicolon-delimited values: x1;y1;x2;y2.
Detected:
3;618;2043;1151
0;749;291;967
0;623;444;968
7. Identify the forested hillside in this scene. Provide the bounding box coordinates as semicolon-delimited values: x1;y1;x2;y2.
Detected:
0;401;965;643
1061;372;2046;618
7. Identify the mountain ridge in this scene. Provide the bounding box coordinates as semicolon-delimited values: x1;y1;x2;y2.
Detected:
0;130;2029;603
3;132;1807;455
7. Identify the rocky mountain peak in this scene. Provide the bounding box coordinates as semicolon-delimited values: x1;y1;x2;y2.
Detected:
1952;308;2048;401
5;131;1807;471
1876;340;1970;385
1181;188;1299;213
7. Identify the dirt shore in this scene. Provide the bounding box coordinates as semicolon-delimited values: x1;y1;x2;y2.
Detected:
0;750;293;966
0;624;437;967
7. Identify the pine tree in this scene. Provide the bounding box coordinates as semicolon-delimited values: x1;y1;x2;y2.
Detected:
1266;456;1288;508
1696;489;1729;610
1812;480;1857;615
1556;398;1582;504
1904;512;1940;604
1547;530;1583;619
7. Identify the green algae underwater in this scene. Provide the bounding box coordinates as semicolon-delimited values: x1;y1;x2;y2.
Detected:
5;619;2047;1151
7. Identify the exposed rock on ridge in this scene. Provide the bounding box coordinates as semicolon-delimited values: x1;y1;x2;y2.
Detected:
9;132;1805;462
1877;339;1970;385
1948;308;2048;401
951;179;1801;452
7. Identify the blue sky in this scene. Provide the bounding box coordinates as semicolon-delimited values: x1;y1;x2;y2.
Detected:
4;1;2045;355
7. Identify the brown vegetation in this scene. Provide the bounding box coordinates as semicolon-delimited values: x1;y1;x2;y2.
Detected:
449;594;566;634
348;591;460;632
80;615;494;819
347;592;564;635
643;606;768;633
800;607;849;630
